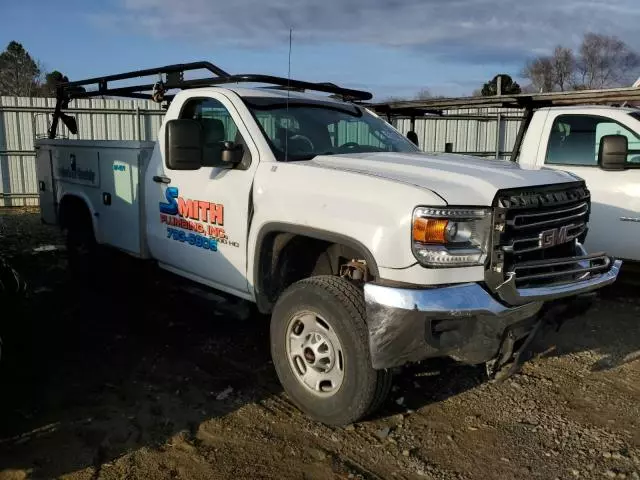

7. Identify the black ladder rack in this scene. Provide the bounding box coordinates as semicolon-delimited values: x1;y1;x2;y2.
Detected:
48;61;373;139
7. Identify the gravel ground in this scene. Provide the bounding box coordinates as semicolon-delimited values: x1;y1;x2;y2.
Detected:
0;208;638;480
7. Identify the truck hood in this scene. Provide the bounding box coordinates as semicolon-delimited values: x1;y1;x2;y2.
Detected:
308;152;580;205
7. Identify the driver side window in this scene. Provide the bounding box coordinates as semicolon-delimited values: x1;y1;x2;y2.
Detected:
179;98;245;166
545;114;640;166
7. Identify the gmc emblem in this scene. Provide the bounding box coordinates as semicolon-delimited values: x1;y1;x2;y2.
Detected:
539;225;572;248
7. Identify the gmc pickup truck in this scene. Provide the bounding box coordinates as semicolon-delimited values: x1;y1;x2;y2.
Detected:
36;62;621;425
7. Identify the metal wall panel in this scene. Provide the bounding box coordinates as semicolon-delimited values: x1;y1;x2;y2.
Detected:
0;96;164;206
391;106;523;159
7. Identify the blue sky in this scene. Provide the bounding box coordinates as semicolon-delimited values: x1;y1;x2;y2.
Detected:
2;0;639;100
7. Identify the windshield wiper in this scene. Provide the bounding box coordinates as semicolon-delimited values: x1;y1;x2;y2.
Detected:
287;151;335;161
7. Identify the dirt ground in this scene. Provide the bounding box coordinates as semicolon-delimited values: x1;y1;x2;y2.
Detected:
0;208;638;480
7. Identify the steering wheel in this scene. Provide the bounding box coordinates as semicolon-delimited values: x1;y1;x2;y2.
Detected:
339;142;360;150
289;134;314;152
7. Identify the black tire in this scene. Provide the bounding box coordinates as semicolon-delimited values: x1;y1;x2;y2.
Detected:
271;275;392;425
0;258;28;373
65;209;103;285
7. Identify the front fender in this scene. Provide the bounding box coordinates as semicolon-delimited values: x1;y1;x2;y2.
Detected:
246;161;447;287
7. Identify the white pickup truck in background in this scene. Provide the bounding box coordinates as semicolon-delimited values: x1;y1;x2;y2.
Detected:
376;92;640;264
517;106;640;263
36;62;621;425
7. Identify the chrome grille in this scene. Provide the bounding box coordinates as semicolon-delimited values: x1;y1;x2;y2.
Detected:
488;183;605;289
512;253;610;284
509;202;589;230
507;223;587;254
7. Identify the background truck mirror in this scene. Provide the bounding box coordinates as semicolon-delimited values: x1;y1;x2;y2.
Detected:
598;134;628;171
165;119;203;170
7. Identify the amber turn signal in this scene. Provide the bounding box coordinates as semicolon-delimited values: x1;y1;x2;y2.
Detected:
413;218;448;243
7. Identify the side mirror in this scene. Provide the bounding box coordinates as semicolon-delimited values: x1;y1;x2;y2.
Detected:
222;141;244;165
165;119;202;170
202;141;243;168
598;134;628;171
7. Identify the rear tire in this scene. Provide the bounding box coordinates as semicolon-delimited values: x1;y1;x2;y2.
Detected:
270;275;392;425
65;211;101;285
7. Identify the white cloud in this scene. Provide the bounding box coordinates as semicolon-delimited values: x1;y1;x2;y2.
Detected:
92;0;640;66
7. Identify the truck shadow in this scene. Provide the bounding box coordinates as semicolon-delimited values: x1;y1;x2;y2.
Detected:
0;253;280;478
1;248;638;477
531;275;640;372
370;272;640;418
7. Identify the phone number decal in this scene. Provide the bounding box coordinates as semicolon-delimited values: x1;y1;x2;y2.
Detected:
167;228;218;251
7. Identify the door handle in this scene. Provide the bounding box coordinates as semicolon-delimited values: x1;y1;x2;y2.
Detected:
153;175;171;184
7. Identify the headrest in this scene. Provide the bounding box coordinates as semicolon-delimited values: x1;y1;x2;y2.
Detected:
200;118;225;144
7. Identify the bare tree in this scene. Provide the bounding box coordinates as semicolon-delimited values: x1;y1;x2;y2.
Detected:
576;33;640;89
415;88;432;100
0;41;41;96
522;57;554;92
383;96;408;103
519;84;540;94
552;46;575;91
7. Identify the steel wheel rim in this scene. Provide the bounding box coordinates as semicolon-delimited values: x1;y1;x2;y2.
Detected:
285;310;345;397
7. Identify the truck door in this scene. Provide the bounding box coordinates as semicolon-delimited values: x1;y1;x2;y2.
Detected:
145;93;259;298
541;113;640;260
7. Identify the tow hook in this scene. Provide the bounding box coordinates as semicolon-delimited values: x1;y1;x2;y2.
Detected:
486;320;545;382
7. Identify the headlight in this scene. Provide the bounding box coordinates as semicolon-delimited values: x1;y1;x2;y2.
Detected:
412;207;492;267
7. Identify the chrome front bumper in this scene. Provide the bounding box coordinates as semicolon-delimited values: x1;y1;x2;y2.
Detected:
364;256;621;370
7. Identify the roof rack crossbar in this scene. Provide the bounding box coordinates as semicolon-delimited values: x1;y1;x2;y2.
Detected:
61;76;372;101
371;85;640;115
55;62;371;101
49;61;372;138
61;61;230;89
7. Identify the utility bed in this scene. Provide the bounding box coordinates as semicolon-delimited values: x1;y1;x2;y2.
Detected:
36;139;155;257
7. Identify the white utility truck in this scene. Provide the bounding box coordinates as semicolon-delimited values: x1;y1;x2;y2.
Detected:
375;89;640;263
36;62;621;425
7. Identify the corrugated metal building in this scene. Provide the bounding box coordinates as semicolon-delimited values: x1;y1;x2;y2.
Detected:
0;96;522;207
391;107;524;159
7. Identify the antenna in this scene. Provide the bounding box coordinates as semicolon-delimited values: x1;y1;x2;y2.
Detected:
284;27;292;162
622;76;640;107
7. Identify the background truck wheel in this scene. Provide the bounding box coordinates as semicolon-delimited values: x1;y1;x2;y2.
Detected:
270;275;392;425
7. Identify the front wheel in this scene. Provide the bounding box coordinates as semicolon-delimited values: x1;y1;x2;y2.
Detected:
270;276;392;425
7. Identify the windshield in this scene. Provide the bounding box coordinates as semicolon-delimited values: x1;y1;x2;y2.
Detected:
244;99;420;161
